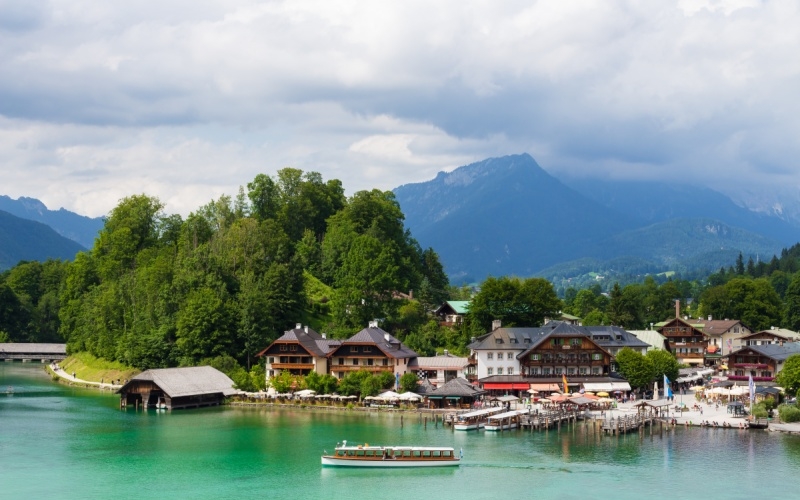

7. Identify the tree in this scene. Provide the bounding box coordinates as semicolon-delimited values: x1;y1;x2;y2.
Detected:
614;347;655;389
645;349;680;383
468;276;561;331
776;355;800;397
400;372;419;393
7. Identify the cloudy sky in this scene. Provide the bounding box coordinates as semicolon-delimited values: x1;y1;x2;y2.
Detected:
1;0;799;217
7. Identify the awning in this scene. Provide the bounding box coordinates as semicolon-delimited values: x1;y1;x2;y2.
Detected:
529;383;562;392
483;383;531;390
676;374;702;383
446;396;462;400
582;382;632;392
427;396;443;399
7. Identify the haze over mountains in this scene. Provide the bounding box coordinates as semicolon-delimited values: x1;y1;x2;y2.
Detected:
394;154;796;283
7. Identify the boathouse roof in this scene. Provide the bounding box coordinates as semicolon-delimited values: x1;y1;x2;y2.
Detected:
118;366;238;398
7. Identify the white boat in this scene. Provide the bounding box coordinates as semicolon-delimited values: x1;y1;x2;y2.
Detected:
484;409;530;431
453;407;506;430
321;441;461;467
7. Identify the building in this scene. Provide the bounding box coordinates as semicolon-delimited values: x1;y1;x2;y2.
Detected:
467;321;531;380
725;342;800;382
586;325;650;357
408;351;471;386
738;328;800;347
434;301;470;326
117;366;237;410
327;321;417;380
657;317;708;366
628;329;669;352
517;322;613;379
257;324;341;382
698;318;753;357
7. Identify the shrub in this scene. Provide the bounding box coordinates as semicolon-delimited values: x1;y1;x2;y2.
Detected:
751;402;769;418
778;404;800;423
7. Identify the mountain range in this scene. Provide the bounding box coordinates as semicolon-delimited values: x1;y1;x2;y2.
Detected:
394;154;797;284
0;209;87;270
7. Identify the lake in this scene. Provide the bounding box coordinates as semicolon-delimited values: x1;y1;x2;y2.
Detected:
2;363;798;500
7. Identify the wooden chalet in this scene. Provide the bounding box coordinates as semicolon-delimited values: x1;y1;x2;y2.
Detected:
257;324;340;382
117;366;237;410
725;342;800;382
517;322;613;379
434;301;470;326
657;317;708;366
328;321;417;380
739;328;800;348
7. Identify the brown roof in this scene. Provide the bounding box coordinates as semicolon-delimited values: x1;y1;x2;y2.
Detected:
701;320;746;336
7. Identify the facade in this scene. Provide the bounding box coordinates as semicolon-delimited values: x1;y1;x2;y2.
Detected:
327;321;417;380
408;352;470;386
517;322;613;379
586;325;650;357
434;301;470;326
739;328;800;347
698;318;753;357
725;342;800;382
467;324;533;380
657;318;708;366
257;324;340;382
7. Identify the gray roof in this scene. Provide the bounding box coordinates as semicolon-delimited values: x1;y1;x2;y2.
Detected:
257;326;340;358
120;366;237;398
468;327;549;351
0;343;66;354
409;353;469;370
341;326;417;359
427;377;484;398
586;325;651;350
628;330;668;350
729;342;800;362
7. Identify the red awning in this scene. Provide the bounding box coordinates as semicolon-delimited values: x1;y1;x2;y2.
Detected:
483;383;530;390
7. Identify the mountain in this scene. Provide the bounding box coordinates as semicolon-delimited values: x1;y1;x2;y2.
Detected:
565;179;800;246
0;210;87;270
394;154;786;283
0;195;104;249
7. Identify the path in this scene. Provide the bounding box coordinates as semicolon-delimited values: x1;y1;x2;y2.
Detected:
49;363;122;391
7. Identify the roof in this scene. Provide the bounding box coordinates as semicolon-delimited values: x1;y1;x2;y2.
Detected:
409;354;469;370
728;343;800;362
0;343;66;354
340;326;417;359
740;328;800;341
434;300;470;315
700;319;748;336
628;330;668;350
468;326;550;351
255;325;340;358
586;325;650;350
118;366;237;398
426;377;485;398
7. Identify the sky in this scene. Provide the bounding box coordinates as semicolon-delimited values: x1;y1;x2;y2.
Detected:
2;0;799;218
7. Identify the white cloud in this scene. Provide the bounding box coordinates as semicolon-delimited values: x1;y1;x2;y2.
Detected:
0;1;799;217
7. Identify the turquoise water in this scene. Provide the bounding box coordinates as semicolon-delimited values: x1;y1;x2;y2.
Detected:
2;363;798;500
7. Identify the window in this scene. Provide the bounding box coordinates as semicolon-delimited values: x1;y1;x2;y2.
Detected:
543;367;551;375
497;367;503;375
338;358;344;365
507;352;514;360
487;368;493;375
552;338;564;346
280;344;287;352
290;345;297;351
363;346;372;353
487;353;493;360
571;338;581;346
554;367;563;375
352;358;359;365
530;353;541;361
592;367;601;375
592;353;602;361
367;358;374;366
382;359;388;366
531;367;541;375
350;346;359;353
579;367;588;375
507;367;514;375
567;367;576;375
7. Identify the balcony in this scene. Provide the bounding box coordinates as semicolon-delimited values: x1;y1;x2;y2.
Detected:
272;363;314;371
727;375;774;382
332;365;392;373
732;363;770;369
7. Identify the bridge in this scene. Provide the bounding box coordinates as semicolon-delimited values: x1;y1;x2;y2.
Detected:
0;343;67;363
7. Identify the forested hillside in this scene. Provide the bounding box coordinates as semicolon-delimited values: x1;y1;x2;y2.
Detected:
0;169;450;384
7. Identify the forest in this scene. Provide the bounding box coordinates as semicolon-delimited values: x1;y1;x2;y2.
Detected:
5;168;800;391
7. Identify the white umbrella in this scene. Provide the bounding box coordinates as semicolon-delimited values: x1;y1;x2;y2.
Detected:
378;390;402;400
729;386;747;396
294;389;316;397
398;391;423;401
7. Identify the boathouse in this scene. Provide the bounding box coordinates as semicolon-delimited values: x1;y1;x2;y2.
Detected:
117;366;237;410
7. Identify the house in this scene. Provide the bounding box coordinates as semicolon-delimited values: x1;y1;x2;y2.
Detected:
408;351;471;386
434;300;470;326
327;321;417;380
698;317;753;357
724;342;800;382
628;329;669;352
586;325;650;357
516;322;614;380
738;328;800;347
657;317;708;366
117;366;237;410
257;324;340;382
544;312;582;326
467;321;531;381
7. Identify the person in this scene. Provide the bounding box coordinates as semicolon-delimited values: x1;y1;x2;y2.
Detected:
72;372;76;379
700;407;703;415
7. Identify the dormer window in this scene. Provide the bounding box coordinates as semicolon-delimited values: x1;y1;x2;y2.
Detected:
495;338;504;344
350;346;359;353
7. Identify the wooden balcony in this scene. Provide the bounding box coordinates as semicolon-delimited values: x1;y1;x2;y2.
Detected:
271;363;314;370
332;365;392;373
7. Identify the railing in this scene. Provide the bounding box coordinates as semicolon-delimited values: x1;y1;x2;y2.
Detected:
271;363;314;370
727;375;774;382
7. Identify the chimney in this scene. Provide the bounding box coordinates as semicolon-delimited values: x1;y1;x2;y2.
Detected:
295;323;302;329
304;325;308;333
708;315;712;321
321;333;327;339
492;319;502;331
444;349;449;356
384;332;391;342
369;320;378;328
675;300;680;318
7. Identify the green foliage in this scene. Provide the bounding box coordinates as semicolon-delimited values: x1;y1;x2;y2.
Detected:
338;370;372;397
269;370;301;393
751;402;769;418
467;276;562;331
776;355;800;395
645;349;680;383
778;404;800;423
615;347;656;389
400;372;419;393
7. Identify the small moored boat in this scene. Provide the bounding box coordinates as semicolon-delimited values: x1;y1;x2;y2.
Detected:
453;407;505;430
484;409;530;431
321;441;461;467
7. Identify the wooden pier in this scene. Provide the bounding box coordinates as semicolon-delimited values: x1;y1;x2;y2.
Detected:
600;414;660;435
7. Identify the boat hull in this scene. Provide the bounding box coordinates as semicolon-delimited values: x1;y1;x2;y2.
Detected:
453;422;482;431
321;456;459;467
484;423;518;432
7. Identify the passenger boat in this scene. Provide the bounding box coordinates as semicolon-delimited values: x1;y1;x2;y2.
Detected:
321;441;461;467
453;407;505;430
484;409;530;431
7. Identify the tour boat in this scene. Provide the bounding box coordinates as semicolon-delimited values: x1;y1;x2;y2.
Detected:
321;441;461;467
484;409;530;431
453;407;505;430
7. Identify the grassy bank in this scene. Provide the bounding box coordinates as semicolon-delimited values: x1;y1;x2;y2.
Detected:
59;352;140;384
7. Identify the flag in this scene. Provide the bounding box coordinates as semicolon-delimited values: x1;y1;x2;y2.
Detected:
749;373;755;403
664;374;673;399
562;374;569;394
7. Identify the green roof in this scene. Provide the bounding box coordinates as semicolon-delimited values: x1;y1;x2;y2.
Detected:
447;301;471;314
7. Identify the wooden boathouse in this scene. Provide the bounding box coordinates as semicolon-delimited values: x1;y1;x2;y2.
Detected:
117;366;238;410
0;343;67;363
